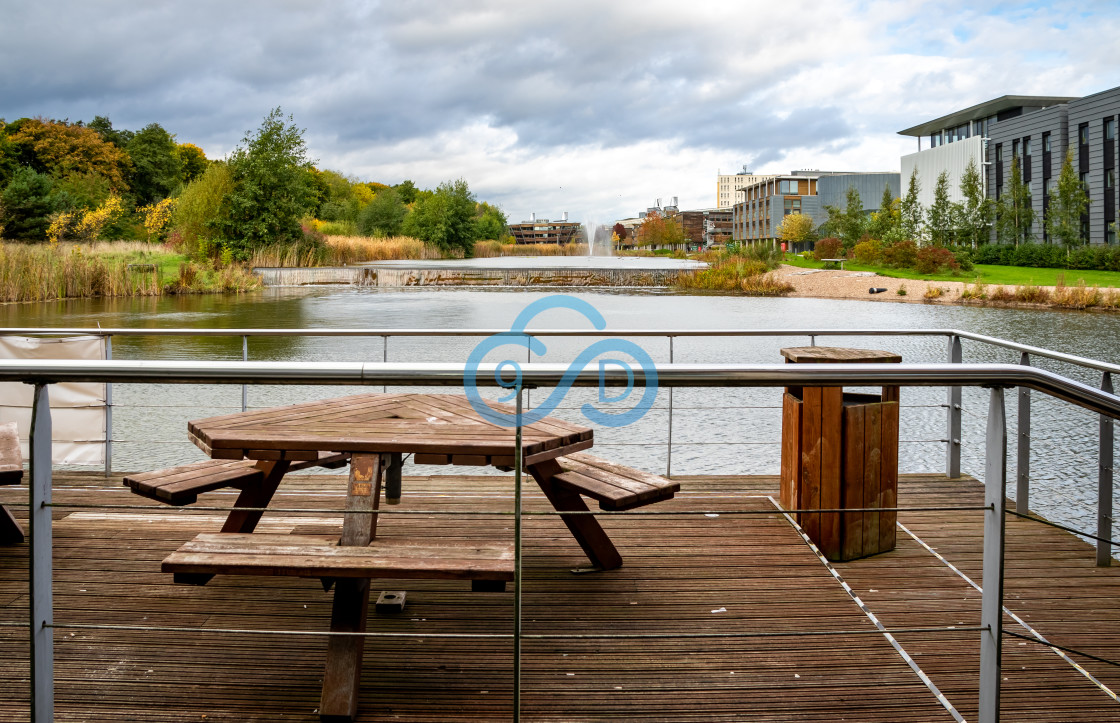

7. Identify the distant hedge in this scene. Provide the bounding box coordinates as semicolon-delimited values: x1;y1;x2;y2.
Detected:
969;242;1120;272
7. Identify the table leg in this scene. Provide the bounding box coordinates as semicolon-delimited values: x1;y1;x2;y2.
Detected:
0;504;24;544
175;460;291;585
320;578;371;722
384;452;403;505
529;459;623;570
320;453;385;721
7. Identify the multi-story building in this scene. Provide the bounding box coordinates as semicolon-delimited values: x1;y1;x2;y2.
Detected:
899;95;1074;208
677;208;733;247
899;88;1120;245
731;171;899;245
717;168;774;209
508;212;585;244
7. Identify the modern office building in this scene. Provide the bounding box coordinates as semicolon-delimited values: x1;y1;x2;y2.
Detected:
717;168;774;209
899;86;1120;245
731;171;899;243
508;212;584;244
677;208;733;247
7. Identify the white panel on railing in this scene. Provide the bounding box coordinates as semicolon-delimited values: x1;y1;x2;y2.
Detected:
0;335;106;464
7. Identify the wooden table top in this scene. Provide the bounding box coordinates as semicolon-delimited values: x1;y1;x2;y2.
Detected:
780;346;901;364
188;392;593;464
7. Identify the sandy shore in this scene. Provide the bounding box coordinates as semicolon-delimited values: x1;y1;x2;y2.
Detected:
771;264;964;305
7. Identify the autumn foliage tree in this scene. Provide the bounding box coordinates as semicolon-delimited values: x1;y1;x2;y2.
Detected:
634;213;685;247
8;118;129;190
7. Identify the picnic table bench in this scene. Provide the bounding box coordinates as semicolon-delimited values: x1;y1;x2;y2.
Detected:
126;393;678;722
821;257;846;269
0;422;24;545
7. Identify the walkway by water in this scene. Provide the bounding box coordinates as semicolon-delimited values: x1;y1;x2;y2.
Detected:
2;471;1118;721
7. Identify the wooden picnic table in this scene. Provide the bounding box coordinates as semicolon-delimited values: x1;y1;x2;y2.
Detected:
161;392;638;722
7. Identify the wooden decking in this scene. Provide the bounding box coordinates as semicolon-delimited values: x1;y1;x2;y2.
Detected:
1;471;1119;721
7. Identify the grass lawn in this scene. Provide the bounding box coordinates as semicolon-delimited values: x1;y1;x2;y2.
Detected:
781;254;1120;288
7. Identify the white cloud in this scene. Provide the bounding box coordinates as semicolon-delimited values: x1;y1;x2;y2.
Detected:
2;0;1119;221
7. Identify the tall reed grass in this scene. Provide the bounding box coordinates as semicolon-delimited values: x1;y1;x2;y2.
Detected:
0;242;163;302
473;241;588;258
676;256;793;295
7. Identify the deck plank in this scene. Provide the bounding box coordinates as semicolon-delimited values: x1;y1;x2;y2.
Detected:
0;471;1118;720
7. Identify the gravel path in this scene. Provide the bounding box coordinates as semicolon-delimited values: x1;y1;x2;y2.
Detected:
772;264;965;305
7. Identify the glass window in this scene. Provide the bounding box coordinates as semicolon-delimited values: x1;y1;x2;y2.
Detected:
1107;169;1116;190
1081;172;1090;192
1107;118;1117;141
1024;138;1031;157
958;124;969;139
1012;140;1019;158
1043;133;1051;153
779;180;799;194
995;144;1003;162
1043;178;1053;196
1080;125;1089;145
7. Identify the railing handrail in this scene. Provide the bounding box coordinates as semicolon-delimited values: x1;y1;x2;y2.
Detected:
5;326;1118;375
3;360;1119;419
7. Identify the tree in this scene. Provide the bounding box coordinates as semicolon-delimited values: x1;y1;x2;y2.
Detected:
0;168;56;239
393;179;419;205
776;212;815;246
171;162;234;256
213;108;316;258
822;185;865;249
9;118;129;190
995;156;1035;246
900;168;924;243
612;222;627;242
175;143;208;185
357;187;407;236
634;212;685;247
87;116;134;149
402;178;478;255
127;123;182;206
926;171;958;246
868;183;901;242
1046;150;1090;248
473;201;508;241
957;158;992;248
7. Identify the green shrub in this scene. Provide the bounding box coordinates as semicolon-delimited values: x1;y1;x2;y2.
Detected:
914;246;960;274
852;239;882;265
881;240;918;268
812;237;842;261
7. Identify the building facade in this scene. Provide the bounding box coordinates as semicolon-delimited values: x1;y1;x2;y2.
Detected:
677;208;733;246
508;212;584;244
717;168;774;209
899;88;1120;245
731;172;899;243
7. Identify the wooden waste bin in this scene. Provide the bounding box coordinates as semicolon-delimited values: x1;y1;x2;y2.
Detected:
779;347;901;561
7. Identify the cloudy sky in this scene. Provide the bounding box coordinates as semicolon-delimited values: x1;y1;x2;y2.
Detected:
3;1;1118;224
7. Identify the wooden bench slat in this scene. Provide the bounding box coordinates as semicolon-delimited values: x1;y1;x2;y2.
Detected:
162;533;514;581
125;452;350;506
552;452;678;511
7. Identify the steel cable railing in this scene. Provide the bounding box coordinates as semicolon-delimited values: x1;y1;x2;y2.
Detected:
4;355;1120;722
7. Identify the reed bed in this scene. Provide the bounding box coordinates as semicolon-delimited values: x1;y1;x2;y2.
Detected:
959;277;1120;310
676;256;794;295
0;242;162;302
473;241;588;257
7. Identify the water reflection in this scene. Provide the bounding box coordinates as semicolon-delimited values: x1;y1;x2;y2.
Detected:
5;286;1118;546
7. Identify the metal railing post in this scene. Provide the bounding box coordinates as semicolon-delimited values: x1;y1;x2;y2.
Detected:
382;335;388;394
1016;352;1031;514
104;335;112;477
1098;372;1114;567
241;335;249;412
666;336;674;478
29;383;54;722
513;386;523;722
978;386;1007;723
946;335;963;478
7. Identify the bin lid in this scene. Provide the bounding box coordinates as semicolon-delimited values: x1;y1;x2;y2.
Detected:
780;346;901;364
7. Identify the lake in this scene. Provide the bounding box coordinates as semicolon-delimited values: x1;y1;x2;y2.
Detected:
5;286;1118;546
